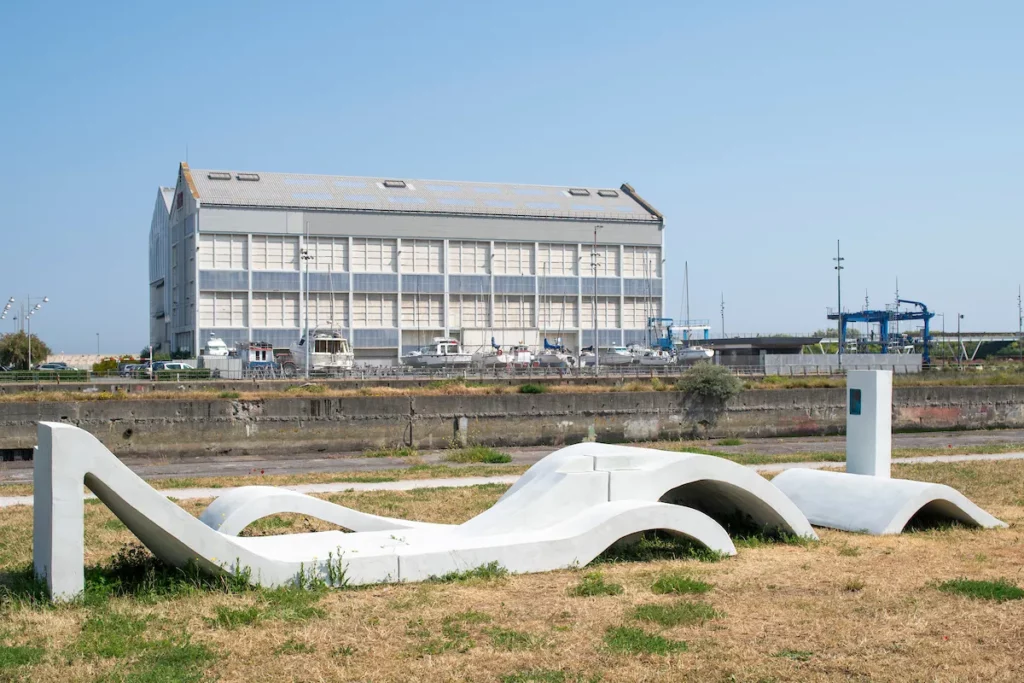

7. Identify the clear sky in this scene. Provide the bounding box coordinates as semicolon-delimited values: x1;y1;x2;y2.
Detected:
1;1;1022;353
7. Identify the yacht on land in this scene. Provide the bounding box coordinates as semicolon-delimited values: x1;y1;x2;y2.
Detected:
417;337;473;368
598;346;637;366
291;327;355;374
676;345;715;363
204;334;230;357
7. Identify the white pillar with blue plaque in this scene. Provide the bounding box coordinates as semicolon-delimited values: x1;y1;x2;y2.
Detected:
845;370;892;478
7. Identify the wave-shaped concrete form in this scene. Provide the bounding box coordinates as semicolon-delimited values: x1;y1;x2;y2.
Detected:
771;469;1007;535
39;423;798;600
202;442;817;542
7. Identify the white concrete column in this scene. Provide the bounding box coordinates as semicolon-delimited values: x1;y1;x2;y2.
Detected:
846;370;893;477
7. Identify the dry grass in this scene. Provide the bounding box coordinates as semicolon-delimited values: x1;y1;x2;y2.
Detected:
1;461;1023;681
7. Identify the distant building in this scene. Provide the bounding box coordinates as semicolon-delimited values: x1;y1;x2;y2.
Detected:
148;187;175;353
150;163;664;363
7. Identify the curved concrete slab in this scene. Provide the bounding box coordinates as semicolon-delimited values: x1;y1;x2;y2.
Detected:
771;468;1007;535
33;424;751;600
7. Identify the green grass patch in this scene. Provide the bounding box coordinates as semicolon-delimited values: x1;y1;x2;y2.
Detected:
76;612;151;658
716;438;745;446
444;445;512;464
595;531;728;564
937;578;1024;602
487;626;542;651
632;600;720;627
444;610;492;625
567;572;624;597
284;383;327;394
239;515;295;536
0;644;44;669
518;383;546;394
429;561;508;584
650;572;712;595
103;519;127;531
603;626;687;655
206;605;262;630
217;391;240;399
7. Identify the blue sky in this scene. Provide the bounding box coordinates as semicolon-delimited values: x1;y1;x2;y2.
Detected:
1;1;1021;353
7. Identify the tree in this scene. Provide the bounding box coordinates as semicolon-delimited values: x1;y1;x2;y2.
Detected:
675;362;743;403
0;331;52;370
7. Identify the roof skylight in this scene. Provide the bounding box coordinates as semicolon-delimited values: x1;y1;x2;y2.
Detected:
207;172;231;181
383;179;407;189
236;173;260;182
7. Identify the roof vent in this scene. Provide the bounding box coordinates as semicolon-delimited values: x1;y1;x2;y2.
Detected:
236;173;260;181
383;179;407;189
568;188;590;197
597;189;619;198
207;172;231;181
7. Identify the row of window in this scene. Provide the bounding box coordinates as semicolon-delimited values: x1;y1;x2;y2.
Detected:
197;233;661;277
198;292;661;329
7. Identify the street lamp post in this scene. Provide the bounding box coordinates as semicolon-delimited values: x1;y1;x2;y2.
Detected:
591;226;603;374
301;224;313;380
96;333;100;356
957;313;964;370
833;241;844;369
6;296;49;369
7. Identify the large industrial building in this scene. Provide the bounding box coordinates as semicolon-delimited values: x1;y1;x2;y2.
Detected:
148;163;665;363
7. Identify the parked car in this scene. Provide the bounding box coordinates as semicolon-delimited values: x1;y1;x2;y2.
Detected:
35;362;74;371
162;362;195;371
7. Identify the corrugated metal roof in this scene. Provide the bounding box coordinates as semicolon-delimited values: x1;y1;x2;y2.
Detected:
188;167;660;222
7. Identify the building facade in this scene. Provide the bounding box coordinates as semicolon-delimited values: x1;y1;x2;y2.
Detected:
153;163;664;362
148;187;175;354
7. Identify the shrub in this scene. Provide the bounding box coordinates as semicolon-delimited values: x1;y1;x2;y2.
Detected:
675;363;742;402
519;383;546;394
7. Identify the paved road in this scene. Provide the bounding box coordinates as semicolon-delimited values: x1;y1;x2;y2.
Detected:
2;429;1022;485
2;451;1022;509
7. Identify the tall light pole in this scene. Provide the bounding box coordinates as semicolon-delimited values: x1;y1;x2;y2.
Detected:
957;313;964;370
7;296;49;369
833;241;844;368
592;226;599;373
720;292;725;339
96;332;100;356
301;223;313;379
1018;285;1022;364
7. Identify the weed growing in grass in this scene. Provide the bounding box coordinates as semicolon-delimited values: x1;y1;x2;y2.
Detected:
937;578;1024;602
603;626;687;655
444;446;513;464
239;515;295;537
650;572;713;596
274;638;315;655
333;646;356;657
411;619;476;656
837;542;862;557
519;383;546;394
632;601;720;627
844;579;866;592
206;605;262;629
364;446;419;459
284;383;326;394
730;527;816;550
487;626;542;651
594;531;728;564
0;644;44;669
444;610;492;625
773;649;813;662
429;561;508;583
567;572;623;597
102;519;127;531
218;391;240;399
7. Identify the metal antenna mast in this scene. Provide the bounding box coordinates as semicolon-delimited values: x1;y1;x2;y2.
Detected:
1018;285;1022;364
720;292;725;339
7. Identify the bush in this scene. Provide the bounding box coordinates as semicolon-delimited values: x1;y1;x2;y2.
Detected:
518;383;546;394
675;363;742;403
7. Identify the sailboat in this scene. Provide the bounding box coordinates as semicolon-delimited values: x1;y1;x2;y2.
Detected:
675;261;714;364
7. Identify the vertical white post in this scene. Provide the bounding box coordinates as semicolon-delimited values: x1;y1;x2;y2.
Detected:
33;424;86;601
845;370;892;477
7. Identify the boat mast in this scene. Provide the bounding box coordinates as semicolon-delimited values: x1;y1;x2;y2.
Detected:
684;261;690;347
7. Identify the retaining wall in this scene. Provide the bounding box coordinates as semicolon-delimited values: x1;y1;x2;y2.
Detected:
0;386;1022;458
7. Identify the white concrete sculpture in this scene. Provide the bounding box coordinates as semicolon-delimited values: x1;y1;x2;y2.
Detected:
845;370;893;477
771;370;1005;535
33;423;815;601
771;469;1007;535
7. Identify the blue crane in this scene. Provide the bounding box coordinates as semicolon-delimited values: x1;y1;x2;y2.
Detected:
827;299;935;365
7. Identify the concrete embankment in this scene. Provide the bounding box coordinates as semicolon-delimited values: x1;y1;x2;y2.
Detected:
0;386;1022;458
